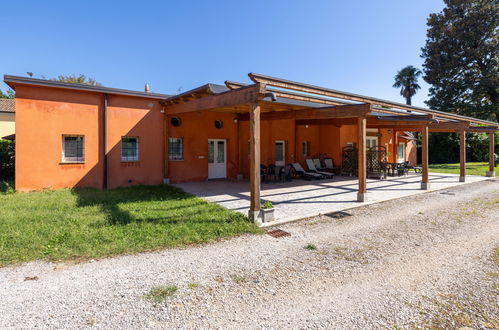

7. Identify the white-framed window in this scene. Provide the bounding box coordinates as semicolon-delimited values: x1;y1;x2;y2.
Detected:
302;141;309;156
168;137;183;160
366;137;378;149
121;136;139;161
62;135;84;163
398;142;406;162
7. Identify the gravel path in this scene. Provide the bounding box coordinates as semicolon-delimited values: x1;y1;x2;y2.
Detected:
1;180;498;329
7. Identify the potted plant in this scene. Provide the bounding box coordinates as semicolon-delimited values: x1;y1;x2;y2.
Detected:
261;201;275;223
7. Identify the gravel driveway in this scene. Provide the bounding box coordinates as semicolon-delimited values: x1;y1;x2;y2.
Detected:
1;180;498;329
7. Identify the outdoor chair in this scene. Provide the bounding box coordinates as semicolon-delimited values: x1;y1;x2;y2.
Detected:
396;163;409;176
404;161;416;173
313;158;326;171
282;164;293;182
323;158;336;173
291;163;323;180
273;165;283;183
260;164;268;183
267;164;276;182
306;159;335;179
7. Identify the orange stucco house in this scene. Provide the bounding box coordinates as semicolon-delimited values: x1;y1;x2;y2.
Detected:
4;73;497;221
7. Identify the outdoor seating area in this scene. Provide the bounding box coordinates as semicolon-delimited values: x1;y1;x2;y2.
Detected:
260;157;337;183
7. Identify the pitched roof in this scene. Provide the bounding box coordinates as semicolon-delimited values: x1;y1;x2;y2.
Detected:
0;99;15;113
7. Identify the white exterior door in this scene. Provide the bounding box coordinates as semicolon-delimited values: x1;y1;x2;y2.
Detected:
275;140;285;166
208;139;227;179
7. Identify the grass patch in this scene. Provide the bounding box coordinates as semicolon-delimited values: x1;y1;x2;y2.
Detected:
0;184;262;266
304;243;317;250
428;162;498;176
144;285;178;303
187;282;200;289
230;274;247;284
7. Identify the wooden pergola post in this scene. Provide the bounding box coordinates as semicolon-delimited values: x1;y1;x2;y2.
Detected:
357;116;367;202
459;129;466;182
486;132;495;177
248;102;261;222
392;130;398;163
421;125;429;190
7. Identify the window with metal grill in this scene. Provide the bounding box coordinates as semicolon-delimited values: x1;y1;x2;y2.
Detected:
121;137;139;161
62;135;84;163
169;138;183;160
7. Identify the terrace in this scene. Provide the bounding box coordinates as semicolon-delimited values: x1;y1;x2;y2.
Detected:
175;173;491;226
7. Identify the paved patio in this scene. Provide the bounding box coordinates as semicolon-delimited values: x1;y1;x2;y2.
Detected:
175;173;491;226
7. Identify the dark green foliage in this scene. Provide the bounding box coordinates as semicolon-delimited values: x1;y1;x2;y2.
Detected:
421;0;499;121
426;132;498;164
0;140;14;180
53;74;102;86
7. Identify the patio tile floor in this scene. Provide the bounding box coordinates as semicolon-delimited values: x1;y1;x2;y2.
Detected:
175;173;490;226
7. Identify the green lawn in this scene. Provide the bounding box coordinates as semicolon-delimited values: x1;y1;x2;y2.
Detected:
428;162;498;176
0;184;262;266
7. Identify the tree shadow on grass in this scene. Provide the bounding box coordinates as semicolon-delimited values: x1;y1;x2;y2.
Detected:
72;184;248;226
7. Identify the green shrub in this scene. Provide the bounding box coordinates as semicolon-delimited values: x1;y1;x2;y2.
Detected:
0;140;14;180
262;201;273;209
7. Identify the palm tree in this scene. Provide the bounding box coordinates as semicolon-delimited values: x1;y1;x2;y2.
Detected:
393;65;422;105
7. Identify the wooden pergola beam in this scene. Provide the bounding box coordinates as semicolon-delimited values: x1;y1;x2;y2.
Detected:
226;80;432;118
367;119;434;127
296;118;357;126
248;72;499;126
466;126;499;133
239;103;372;121
162;83;266;115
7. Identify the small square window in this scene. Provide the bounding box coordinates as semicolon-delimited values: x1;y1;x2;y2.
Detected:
169;138;183;160
62;135;85;163
121;137;139;161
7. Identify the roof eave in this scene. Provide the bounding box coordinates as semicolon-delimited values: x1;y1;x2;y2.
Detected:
3;75;171;100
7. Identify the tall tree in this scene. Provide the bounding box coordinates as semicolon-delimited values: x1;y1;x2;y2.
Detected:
421;0;498;121
0;89;15;99
392;65;423;105
53;74;101;86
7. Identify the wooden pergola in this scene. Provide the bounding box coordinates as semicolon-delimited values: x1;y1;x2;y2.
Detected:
162;73;499;222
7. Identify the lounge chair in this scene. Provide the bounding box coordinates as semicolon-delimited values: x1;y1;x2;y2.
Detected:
292;163;323;180
323;158;336;173
313;158;326;171
306;159;335;179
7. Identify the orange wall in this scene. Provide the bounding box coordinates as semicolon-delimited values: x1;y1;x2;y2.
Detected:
15;85;164;191
106;95;164;188
167;111;239;183
15;85;419;191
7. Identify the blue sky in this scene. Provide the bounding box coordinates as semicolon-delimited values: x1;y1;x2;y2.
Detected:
0;0;444;107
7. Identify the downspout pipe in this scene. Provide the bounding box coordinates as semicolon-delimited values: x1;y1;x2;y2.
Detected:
103;93;108;189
